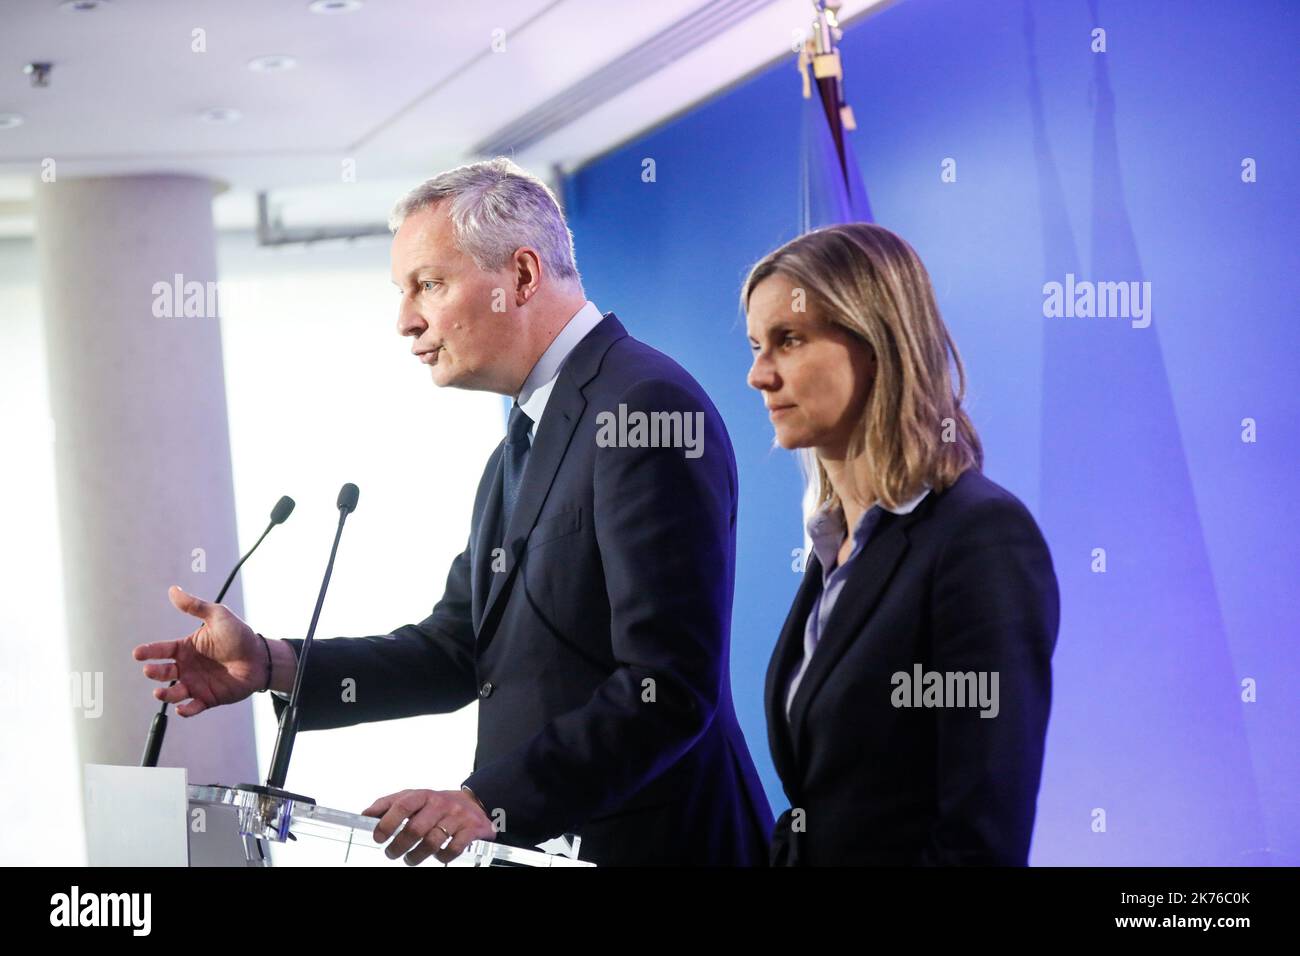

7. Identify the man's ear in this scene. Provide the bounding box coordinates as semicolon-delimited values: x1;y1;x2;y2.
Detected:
514;248;542;305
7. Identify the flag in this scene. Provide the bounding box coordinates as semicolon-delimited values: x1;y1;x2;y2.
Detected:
798;2;873;231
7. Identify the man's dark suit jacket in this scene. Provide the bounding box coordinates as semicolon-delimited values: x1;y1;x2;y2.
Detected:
766;468;1059;865
275;313;773;865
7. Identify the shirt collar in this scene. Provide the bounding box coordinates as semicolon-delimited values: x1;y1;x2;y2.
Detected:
805;485;931;573
516;300;603;428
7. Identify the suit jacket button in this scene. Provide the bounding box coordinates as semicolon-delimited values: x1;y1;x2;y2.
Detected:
479;681;494;699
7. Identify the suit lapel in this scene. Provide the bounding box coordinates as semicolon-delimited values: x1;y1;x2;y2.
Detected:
786;507;923;753
470;447;505;633
477;313;628;641
765;561;823;790
479;385;584;635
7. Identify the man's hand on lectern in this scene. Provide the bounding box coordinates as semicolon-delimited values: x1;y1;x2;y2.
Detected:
363;788;497;865
132;585;266;716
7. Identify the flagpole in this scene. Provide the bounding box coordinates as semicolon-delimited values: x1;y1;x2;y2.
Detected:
800;1;856;189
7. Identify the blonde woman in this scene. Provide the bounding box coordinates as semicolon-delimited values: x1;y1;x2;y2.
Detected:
743;223;1059;865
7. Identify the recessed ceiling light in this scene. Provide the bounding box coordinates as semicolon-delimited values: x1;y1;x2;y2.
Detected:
59;0;109;11
0;113;24;129
248;55;298;72
308;0;362;13
200;107;242;124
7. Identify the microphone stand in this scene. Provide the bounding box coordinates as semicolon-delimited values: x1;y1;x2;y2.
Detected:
140;496;295;767
238;483;359;810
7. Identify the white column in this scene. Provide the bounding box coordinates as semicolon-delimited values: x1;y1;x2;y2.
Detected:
35;175;259;795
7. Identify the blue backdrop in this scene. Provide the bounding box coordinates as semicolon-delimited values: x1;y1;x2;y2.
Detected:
561;0;1298;865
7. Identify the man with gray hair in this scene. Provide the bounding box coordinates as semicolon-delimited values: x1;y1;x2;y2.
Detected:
137;157;773;866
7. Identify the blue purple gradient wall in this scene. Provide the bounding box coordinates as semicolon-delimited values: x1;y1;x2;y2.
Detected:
562;0;1298;864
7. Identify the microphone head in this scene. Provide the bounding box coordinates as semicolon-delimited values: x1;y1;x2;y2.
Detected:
270;496;296;525
337;483;359;514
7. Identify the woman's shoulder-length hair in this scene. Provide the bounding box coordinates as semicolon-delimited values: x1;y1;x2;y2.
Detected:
741;221;983;512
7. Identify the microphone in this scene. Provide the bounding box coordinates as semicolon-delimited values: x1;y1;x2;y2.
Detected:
254;483;359;800
140;495;296;767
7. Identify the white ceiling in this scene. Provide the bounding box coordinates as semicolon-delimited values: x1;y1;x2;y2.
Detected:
0;0;888;236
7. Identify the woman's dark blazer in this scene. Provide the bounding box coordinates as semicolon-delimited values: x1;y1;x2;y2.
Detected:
765;468;1059;865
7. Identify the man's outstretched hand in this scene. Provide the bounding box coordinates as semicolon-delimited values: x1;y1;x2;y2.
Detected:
363;788;496;865
132;585;267;716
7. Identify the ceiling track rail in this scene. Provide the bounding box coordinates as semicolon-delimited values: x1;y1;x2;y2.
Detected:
255;191;389;247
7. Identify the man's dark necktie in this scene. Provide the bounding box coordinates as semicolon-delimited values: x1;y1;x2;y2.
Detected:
501;402;533;536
